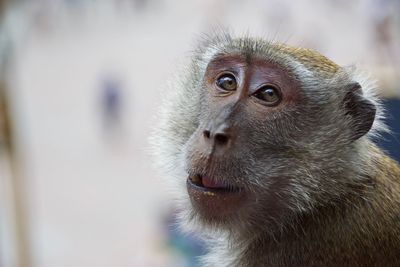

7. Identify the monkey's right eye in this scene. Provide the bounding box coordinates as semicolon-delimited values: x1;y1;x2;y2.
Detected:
216;74;237;91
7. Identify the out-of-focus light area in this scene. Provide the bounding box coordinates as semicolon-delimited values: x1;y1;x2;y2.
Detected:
0;0;399;266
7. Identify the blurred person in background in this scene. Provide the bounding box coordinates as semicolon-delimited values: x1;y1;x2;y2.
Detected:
100;74;125;142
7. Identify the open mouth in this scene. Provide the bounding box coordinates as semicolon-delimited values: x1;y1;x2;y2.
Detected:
187;174;241;193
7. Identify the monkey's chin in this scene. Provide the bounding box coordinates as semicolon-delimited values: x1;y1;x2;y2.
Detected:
186;175;248;219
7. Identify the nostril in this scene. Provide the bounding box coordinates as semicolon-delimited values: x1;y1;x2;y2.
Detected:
215;133;229;146
203;130;211;139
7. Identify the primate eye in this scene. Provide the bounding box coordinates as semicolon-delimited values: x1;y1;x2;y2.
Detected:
216;74;237;91
253;85;281;105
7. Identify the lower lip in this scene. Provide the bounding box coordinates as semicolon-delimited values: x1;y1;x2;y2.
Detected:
186;178;247;219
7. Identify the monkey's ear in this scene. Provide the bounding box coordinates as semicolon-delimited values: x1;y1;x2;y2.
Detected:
343;83;376;141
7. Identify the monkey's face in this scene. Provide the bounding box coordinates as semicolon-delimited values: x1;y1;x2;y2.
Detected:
184;53;309;228
154;38;377;235
174;43;377;232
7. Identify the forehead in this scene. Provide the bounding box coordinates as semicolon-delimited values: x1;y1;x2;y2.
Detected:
205;53;298;84
200;38;340;82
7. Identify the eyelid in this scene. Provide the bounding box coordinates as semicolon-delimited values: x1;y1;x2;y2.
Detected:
249;82;280;95
216;70;238;79
254;83;281;92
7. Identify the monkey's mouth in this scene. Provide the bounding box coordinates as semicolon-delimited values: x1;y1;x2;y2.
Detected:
186;174;247;219
187;174;241;193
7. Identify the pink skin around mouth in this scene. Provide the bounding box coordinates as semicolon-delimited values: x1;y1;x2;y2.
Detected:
202;176;228;189
186;175;248;219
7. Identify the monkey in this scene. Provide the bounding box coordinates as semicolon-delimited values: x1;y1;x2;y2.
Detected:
151;32;400;267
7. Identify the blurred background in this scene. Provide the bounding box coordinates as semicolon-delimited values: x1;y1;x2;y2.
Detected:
0;0;399;266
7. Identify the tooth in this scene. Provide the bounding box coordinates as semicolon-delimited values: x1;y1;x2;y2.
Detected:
191;175;200;183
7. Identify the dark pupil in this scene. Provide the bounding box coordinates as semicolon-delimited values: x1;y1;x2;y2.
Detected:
265;89;275;97
217;75;236;90
255;87;279;102
224;79;233;87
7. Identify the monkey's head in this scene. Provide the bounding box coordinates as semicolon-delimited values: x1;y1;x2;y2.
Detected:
152;33;384;236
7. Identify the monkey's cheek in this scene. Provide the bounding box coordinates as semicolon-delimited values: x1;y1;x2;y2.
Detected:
186;180;248;219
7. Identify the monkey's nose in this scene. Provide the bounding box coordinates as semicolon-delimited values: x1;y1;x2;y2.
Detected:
203;129;231;148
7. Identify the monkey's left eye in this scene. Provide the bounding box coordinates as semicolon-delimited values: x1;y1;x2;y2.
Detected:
252;85;282;105
216;74;237;91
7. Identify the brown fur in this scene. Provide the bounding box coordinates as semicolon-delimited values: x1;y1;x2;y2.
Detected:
237;145;400;267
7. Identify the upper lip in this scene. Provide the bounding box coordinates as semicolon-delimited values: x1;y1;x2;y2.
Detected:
188;174;242;193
